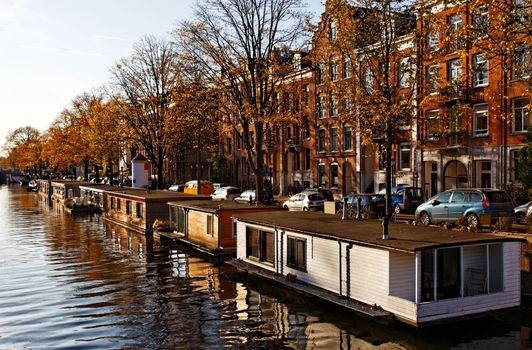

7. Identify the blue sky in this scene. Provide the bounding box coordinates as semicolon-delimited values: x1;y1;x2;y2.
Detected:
0;0;324;149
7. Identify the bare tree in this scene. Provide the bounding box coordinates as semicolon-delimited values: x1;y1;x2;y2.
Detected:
111;35;181;189
175;0;310;202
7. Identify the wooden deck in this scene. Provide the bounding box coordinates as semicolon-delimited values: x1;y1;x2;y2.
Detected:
227;258;393;324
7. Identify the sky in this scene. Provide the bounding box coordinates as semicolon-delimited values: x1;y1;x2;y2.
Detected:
0;0;324;152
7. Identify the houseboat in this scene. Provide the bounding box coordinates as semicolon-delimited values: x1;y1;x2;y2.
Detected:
36;179;52;204
231;211;524;327
50;180;85;206
166;200;283;256
103;189;210;234
79;184;121;212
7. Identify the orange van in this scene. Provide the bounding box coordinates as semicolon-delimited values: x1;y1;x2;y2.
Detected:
184;180;215;195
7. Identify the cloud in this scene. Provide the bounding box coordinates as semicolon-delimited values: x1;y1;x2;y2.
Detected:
0;0;19;35
19;44;105;57
93;34;132;42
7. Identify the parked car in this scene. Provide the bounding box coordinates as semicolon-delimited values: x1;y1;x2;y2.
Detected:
415;189;514;228
378;185;423;214
168;184;186;192
213;183;230;190
514;200;532;224
183;180;215;195
282;191;326;211
303;187;336;201
211;186;241;201
234;190;256;204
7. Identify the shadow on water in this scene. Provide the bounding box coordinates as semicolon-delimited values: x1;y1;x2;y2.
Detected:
0;185;531;349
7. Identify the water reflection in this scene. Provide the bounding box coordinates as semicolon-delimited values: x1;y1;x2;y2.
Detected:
0;186;530;349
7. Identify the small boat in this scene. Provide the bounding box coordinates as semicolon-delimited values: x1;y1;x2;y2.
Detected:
26;180;38;192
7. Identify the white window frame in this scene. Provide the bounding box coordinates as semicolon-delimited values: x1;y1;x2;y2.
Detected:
342;55;351;79
448;58;462;84
399;57;411;88
472;5;489;39
318;95;325;119
512;45;531;80
472;53;489;87
330;59;338;82
426;109;440;140
512;97;530;133
399;144;411;171
329;93;338;117
426;64;439;94
330;127;339;152
343;125;353;151
473;103;489;137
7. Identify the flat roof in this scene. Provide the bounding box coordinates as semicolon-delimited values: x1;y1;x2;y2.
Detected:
168;200;281;213
233;211;524;253
107;189;211;201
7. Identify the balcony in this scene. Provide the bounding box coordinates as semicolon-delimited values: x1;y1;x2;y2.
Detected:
439;84;483;107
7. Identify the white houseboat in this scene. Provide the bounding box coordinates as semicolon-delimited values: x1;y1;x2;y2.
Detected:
231;211;524;327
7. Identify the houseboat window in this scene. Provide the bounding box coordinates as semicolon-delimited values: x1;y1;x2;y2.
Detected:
170;207;186;233
206;215;213;236
287;237;306;271
437;247;461;300
232;220;237;239
421;250;435;302
246;227;274;264
488;244;503;293
126;201;132;215
136;203;143;218
116;198;121;211
423;248;461;301
110;197;115;210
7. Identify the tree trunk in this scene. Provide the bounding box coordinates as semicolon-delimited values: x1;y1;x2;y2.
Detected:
84;161;89;180
108;158;114;186
157;150;164;189
383;122;393;239
95;165;100;182
196;135;202;194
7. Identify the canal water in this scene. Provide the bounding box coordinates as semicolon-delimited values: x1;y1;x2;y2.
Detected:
0;186;530;349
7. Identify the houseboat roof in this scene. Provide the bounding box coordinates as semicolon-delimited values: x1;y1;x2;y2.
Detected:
168;200;281;213
107;189;211;201
233;211;524;253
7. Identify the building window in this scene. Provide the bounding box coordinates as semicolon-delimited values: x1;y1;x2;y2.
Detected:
305;148;311;171
512;45;531;80
329;20;337;41
303;84;310;105
448;58;462;84
330;127;339;152
426;64;439;94
378;146;386;171
510;149;521;182
246;227;274;264
343;126;352;151
227;138;232;156
318;129;325;152
304;116;310;139
398;57;410;88
287;236;307;271
473;103;489;137
318;164;326;186
399;144;411;171
342;55;351;79
284;92;291;112
427;26;439;51
512;97;530;133
318;95;325;119
330;163;339;187
329;94;338;117
364;67;373;93
126;201;132;215
472;5;489;39
136;203;143;218
329;59;338;82
472;54;489;87
317;62;325;84
476;161;492;188
426;110;440;140
116;198;121;211
343;98;352;115
448;14;463;53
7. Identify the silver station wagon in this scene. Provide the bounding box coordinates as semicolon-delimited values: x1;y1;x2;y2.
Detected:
415;189;514;228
